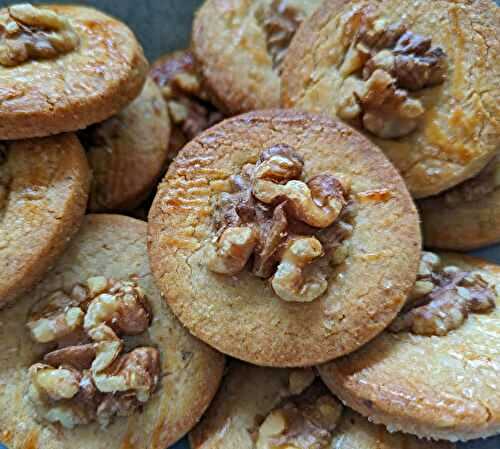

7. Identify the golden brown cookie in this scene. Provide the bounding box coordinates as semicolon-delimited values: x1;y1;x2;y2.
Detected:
150;49;224;157
190;361;454;449
419;154;500;250
192;0;323;114
0;214;225;449
319;252;500;441
0;134;90;307
82;78;170;212
0;4;148;140
148;110;421;367
282;0;500;198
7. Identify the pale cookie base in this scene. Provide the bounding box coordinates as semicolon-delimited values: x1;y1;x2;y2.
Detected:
319;254;500;442
0;134;90;307
86;78;171;212
0;215;225;449
282;0;500;198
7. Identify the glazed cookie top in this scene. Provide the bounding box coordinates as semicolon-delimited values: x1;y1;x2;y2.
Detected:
192;0;323;114
0;134;90;307
0;4;148;140
0;215;224;449
148;110;421;366
190;361;454;449
282;0;500;198
150;50;224;156
319;252;500;442
82;78;171;212
419;154;500;250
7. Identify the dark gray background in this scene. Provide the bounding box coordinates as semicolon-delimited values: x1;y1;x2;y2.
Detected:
0;1;498;449
0;0;204;61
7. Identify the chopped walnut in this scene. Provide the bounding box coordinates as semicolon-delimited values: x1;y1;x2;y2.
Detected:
337;16;447;138
257;387;343;449
288;369;316;396
390;253;497;336
150;50;223;155
257;0;306;73
206;226;259;275
0;4;79;67
26;277;160;429
271;237;327;303
207;145;354;303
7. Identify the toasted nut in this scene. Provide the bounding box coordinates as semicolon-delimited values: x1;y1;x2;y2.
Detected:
272;237;327;302
207;226;258;275
0;4;79;67
288;369;316;395
29;363;81;400
43;344;97;371
259;410;287;437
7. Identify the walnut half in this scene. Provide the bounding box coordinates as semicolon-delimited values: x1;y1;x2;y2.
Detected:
390;253;497;336
337;16;447;139
26;276;161;429
0;4;80;67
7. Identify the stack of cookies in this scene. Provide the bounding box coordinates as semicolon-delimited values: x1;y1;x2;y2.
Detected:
0;1;498;449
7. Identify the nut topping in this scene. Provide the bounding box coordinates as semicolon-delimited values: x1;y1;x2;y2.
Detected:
207;145;354;302
271;237;327;303
337;15;447;138
257;0;305;73
26;277;160;429
390;252;497;336
256;387;343;449
0;4;79;67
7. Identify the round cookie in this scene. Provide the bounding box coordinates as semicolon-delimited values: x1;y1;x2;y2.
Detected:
82;78;171;212
419;154;500;250
0;134;90;307
192;0;323;114
282;0;500;198
189;361;454;449
319;252;500;441
148;110;421;366
0;214;225;449
0;4;148;140
150;50;224;156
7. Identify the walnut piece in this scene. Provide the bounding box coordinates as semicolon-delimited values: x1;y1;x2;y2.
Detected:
207;145;353;303
390;253;497;336
150;50;223;154
337;16;447;139
26;276;160;429
257;0;306;73
271;237;327;303
256;392;342;449
0;4;79;67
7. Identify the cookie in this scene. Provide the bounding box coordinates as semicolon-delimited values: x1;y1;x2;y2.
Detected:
0;134;90;307
189;361;454;449
319;252;500;441
282;0;500;198
192;0;322;114
0;214;225;449
81;78;171;212
150;50;224;157
419;154;500;250
0;4;148;140
148;110;421;366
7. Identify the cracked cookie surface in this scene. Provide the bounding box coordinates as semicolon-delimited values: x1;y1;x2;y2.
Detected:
0;134;90;308
0;214;224;449
319;253;500;442
0;4;148;139
82;78;171;212
148;110;421;366
189;361;454;449
282;0;500;198
419;154;500;250
192;0;322;114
